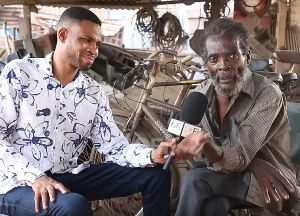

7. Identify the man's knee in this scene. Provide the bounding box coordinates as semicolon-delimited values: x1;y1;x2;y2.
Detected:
52;192;92;216
181;167;208;186
145;165;170;183
201;197;232;216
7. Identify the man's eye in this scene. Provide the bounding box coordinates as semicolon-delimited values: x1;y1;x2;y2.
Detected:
82;38;89;43
209;57;217;62
96;43;101;48
229;54;239;59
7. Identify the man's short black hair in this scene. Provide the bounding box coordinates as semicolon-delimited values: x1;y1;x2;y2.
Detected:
57;7;102;28
198;17;249;63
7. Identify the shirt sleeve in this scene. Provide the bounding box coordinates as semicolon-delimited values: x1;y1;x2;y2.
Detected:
90;88;155;167
0;63;45;186
208;87;284;173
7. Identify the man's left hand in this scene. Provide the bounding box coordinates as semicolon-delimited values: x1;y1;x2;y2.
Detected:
247;158;295;203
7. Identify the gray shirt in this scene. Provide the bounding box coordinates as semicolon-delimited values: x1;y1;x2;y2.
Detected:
194;69;300;215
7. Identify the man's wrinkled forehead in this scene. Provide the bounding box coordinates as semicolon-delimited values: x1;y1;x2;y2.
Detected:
206;32;241;54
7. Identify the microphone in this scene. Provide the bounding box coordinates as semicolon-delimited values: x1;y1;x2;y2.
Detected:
163;92;208;170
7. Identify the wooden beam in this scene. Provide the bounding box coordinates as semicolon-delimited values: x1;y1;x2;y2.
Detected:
18;5;32;39
0;0;206;6
275;0;288;74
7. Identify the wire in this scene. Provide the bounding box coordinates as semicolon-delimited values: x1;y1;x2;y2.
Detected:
112;79;132;112
135;6;186;51
154;12;186;51
121;66;141;109
135;6;159;36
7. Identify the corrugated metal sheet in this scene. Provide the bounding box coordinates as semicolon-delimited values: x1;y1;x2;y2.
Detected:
0;0;203;8
286;26;300;52
0;6;22;29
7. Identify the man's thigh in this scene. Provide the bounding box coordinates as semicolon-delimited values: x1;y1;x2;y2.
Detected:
187;166;251;199
49;163;168;201
0;186;92;216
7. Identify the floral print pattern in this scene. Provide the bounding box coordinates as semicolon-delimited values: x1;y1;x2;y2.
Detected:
0;53;153;194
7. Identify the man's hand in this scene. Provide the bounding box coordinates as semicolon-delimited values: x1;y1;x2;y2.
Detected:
151;139;177;164
247;158;295;204
32;175;70;212
174;131;223;163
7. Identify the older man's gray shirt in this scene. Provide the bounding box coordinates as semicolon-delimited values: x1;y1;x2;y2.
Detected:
194;69;300;215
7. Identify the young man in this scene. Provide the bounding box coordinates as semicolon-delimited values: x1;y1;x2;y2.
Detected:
174;18;300;216
0;7;176;216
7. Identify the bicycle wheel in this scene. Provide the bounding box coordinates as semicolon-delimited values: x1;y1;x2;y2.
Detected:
98;114;181;216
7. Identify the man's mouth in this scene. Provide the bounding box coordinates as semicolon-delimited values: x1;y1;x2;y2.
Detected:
218;75;235;84
84;55;95;64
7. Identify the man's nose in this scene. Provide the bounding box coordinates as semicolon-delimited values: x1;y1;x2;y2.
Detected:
87;43;98;55
218;59;231;71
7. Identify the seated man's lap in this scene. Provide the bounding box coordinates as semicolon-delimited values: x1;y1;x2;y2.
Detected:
184;166;251;200
0;186;92;216
48;163;170;200
0;163;170;216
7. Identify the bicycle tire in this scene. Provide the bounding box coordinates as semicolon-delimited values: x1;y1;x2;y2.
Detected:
112;115;181;215
83;115;180;216
236;0;271;17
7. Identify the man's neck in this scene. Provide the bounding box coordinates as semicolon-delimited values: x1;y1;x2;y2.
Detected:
52;51;79;87
216;94;231;128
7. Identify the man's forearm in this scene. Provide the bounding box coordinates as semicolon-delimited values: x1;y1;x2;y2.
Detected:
202;141;223;164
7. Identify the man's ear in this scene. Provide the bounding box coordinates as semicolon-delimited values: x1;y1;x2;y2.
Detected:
57;27;67;42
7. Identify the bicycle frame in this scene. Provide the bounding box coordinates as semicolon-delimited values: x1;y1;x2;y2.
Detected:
124;57;206;146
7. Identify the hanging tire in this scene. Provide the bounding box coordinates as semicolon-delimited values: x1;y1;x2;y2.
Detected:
235;0;271;17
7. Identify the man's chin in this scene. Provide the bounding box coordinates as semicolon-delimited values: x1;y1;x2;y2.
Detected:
79;65;92;72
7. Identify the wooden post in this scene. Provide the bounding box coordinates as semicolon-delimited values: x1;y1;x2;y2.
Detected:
19;5;32;39
275;0;288;74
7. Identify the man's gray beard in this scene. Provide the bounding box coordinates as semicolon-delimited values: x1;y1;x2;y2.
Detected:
211;69;246;97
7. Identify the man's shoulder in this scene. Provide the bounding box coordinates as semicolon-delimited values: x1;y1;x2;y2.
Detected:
3;57;44;72
252;73;283;98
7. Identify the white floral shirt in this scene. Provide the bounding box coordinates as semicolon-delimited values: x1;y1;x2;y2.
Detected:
0;53;153;194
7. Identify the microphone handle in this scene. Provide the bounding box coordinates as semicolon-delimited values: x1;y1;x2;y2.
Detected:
163;136;184;170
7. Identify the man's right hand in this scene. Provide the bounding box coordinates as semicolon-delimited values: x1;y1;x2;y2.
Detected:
247;158;295;204
32;175;70;212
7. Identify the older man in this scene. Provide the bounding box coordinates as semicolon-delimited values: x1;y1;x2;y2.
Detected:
175;18;300;216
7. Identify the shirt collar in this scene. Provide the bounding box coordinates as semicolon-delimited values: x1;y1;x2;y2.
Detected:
241;68;255;99
40;52;55;76
39;52;84;87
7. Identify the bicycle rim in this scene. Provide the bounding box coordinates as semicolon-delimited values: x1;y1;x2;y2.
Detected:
100;115;180;216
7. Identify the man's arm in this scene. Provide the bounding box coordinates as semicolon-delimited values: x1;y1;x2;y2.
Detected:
0;63;69;212
176;86;285;173
90;87;176;167
247;158;294;203
0;64;45;185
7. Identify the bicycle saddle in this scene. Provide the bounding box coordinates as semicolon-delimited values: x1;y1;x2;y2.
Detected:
274;50;300;64
281;73;298;90
253;71;283;83
248;59;270;72
282;73;298;83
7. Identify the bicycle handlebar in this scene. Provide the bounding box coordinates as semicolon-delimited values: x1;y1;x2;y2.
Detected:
147;49;178;59
179;55;194;64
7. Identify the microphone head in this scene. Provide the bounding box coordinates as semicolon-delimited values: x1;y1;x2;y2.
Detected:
180;92;208;125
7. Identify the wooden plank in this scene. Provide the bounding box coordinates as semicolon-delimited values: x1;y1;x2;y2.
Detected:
275;0;288;74
249;36;273;58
